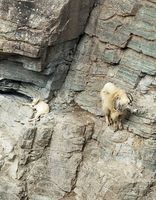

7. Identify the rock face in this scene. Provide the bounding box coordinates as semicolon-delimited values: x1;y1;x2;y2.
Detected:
0;0;94;98
0;0;156;200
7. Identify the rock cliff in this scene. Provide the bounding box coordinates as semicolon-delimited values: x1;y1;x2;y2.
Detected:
0;0;156;200
0;0;94;98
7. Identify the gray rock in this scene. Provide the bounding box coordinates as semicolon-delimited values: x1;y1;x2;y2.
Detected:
26;112;94;200
120;49;156;75
0;0;94;98
129;5;156;41
86;17;131;48
20;127;37;149
0;0;94;58
137;75;155;93
74;140;154;200
102;47;122;64
115;66;141;88
128;36;156;59
0;0;156;200
110;0;141;16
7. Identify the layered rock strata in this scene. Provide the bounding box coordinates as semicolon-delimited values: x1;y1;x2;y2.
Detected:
0;0;156;200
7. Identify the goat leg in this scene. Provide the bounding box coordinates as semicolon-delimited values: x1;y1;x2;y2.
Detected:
118;120;124;130
105;115;112;126
113;121;119;132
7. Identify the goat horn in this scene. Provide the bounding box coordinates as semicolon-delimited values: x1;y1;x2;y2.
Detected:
126;93;133;102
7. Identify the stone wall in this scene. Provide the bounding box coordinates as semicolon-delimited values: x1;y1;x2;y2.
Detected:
0;0;156;200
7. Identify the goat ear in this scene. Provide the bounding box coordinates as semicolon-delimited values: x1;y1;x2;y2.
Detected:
126;93;133;103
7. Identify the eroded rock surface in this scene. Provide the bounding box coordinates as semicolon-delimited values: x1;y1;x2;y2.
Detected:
0;0;94;98
0;0;156;200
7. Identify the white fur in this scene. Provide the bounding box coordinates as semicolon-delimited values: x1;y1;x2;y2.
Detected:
100;82;132;131
23;98;50;122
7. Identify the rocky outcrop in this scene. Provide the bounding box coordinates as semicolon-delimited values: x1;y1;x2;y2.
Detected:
0;0;156;200
0;0;94;98
63;0;156;199
0;94;94;200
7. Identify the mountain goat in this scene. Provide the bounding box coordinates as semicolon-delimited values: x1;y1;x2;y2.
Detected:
100;82;133;131
23;97;50;122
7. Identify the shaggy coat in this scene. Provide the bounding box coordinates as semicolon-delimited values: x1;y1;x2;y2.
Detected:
100;82;133;131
